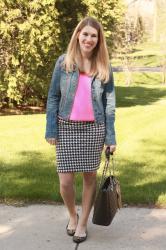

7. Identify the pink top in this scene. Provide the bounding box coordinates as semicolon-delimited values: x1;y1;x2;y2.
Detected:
70;73;95;121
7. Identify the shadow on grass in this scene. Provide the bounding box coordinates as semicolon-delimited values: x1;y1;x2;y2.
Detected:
1;145;166;206
116;85;166;107
0;150;84;204
117;159;166;207
0;151;62;203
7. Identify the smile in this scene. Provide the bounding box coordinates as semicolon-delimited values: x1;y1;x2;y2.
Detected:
83;43;93;48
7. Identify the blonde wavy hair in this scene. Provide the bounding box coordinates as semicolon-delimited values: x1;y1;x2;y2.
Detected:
64;16;110;83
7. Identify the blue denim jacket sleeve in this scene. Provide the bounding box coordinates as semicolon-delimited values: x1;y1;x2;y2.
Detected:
102;66;116;145
45;56;62;139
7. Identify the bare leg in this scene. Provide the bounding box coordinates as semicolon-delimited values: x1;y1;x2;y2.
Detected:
75;171;97;236
58;173;78;229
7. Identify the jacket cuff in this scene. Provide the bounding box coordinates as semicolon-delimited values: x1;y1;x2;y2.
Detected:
104;134;116;146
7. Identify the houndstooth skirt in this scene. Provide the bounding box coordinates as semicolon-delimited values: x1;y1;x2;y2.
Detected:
56;117;105;173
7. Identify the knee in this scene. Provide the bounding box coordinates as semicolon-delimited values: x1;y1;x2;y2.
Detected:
60;181;72;190
59;179;74;191
83;172;97;186
59;173;74;191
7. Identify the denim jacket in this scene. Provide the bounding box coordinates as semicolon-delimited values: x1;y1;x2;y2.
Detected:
45;54;116;145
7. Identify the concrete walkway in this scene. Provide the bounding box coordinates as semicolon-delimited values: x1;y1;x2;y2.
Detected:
0;205;166;250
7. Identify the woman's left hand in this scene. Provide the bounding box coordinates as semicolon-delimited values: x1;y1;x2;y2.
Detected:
105;145;116;153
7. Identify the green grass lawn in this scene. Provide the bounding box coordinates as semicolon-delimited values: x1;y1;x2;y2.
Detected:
0;72;166;207
112;41;165;67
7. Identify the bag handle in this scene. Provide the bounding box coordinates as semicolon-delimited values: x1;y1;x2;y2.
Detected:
99;147;115;187
105;146;113;159
105;146;115;175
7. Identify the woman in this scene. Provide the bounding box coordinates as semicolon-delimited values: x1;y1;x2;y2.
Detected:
45;16;116;243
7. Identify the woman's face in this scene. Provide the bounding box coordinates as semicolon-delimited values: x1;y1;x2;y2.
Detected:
78;25;98;56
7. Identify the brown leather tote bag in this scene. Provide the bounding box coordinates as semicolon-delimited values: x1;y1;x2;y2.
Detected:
92;148;122;226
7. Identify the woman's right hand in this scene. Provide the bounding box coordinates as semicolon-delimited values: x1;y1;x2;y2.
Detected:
46;138;58;145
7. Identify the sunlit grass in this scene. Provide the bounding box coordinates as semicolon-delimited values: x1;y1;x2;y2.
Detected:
112;41;164;67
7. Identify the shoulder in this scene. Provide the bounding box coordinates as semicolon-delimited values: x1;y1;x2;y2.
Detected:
109;63;114;81
102;64;114;88
54;54;66;70
109;63;113;73
56;54;66;65
58;53;66;62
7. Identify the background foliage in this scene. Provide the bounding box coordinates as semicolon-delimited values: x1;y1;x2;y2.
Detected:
0;0;125;107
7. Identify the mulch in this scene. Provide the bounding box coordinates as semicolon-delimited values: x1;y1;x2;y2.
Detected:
0;106;45;116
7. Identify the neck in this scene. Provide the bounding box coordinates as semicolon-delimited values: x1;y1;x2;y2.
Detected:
80;51;92;60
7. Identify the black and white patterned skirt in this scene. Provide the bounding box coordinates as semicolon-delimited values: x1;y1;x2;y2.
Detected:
56;117;105;173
